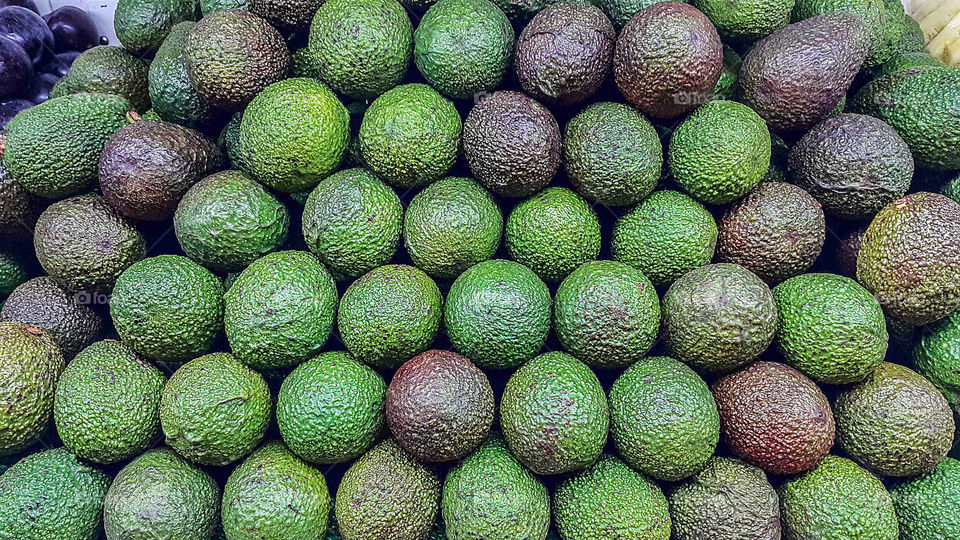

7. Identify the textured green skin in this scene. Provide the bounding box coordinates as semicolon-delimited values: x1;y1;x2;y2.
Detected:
99;119;224;222
877;51;943;77
0;323;64;456
793;0;902;67
301;168;402;279
103;447;220;540
554;455;670;540
668;457;781;540
563;102;661;206
111;255;224;363
338;264;443;369
249;0;323;32
442;434;550;540
851;66;960;171
669;100;771;205
184;10;290;112
897;12;925;53
609;356;719;481
4;93;132;199
613;2;722;119
0;251;27;299
554;260;660;369
160;352;271;466
336;439;441;540
200;0;249;14
34;194;145;293
712;45;742;100
612;190;717;287
0;164;41;242
500;352;608;475
149;22;221;130
490;0;555;22
0;448;109;540
0;276;103;358
220;112;243;166
54;340;164;464
359;84;461;188
414;0;514;99
49;46;151;112
222;441;331;539
891;457;960;540
693;0;791;42
779;456;898;540
914;308;960;416
403;177;501;279
444;259;550;370
114;0;197;55
277;351;385;464
772;273;887;384
596;0;675;28
237;78;349;193
174;170;289;271
717;182;825;284
836;362;954;477
225;251;336;370
856;192;960;325
662;263;777;372
788;113;913;220
308;0;412;99
505;188;600;283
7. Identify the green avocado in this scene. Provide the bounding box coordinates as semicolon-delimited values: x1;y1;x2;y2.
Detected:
114;0;198;55
149;22;222;130
891;457;960;540
693;0;792;42
0;276;103;358
49;46;151;112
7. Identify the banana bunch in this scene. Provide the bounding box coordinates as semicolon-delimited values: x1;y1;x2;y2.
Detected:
911;0;960;65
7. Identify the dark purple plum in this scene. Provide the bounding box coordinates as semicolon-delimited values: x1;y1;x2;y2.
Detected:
0;97;31;127
38;49;78;77
0;34;30;98
43;6;99;52
0;6;53;64
0;0;38;14
23;71;56;103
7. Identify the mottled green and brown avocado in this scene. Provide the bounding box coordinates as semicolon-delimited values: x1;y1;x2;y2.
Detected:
0;276;103;358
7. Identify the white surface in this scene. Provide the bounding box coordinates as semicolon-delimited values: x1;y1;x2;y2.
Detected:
36;0;118;47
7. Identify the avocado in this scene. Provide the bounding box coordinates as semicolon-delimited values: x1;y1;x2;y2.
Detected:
53;340;164;464
897;10;925;53
563;101;662;207
99;119;224;221
772;273;888;385
836;362;955;477
110;254;224;363
308;0;412;99
0;276;102;358
856;192;960;325
49;46;150;112
668;457;781;540
336;439;441;540
609;356;719;481
662;263;777;373
236;77;349;193
0;250;27;299
442;434;550;540
553;455;671;540
222;440;332;539
200;0;249;14
114;0;197;55
291;46;322;79
505;188;601;283
224;250;337;370
149;22;223;130
850;66;960;170
3;92;133;199
612;190;717;287
219;111;243;165
0;323;64;456
793;0;903;67
914;306;960;415
103;447;220;540
788;113;913;219
174;170;289;271
779;456;898;540
716;182;825;284
693;0;793;42
160;352;271;466
876;50;944;77
387;349;494;462
712;44;742;100
836;227;865;278
500;351;608;475
595;0;671;28
712;361;835;475
403;177;501;279
0;164;40;242
890;457;960;540
359;83;461;188
668;100;771;205
301;167;403;279
738;13;869;133
33;193;145;293
614;2;722;119
444;259;551;370
414;0;514;99
462;91;560;198
277;351;386;464
337;264;443;369
514;2;614;106
184;10;291;112
249;0;323;32
0;447;109;540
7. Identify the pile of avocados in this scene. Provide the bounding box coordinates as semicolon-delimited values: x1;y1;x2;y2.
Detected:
2;0;960;538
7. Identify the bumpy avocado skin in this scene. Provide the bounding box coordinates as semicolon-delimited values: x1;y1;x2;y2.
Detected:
693;0;793;42
0;276;103;358
891;457;960;540
114;0;198;55
49;46;151;112
150;22;223;130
